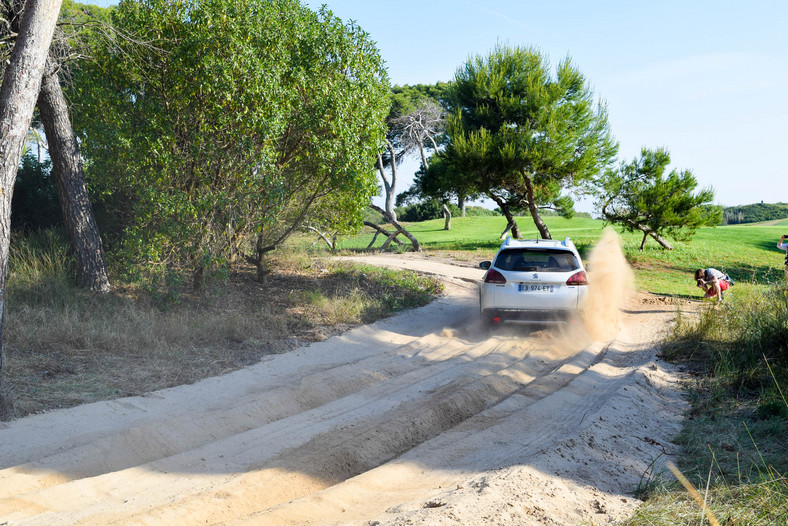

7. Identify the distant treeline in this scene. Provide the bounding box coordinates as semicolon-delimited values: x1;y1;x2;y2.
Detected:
722;203;788;225
394;202;499;222
388;202;594;223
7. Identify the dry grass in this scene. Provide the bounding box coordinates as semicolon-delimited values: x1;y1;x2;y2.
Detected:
0;248;442;420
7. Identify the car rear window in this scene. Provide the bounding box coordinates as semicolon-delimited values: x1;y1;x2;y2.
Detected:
494;248;580;272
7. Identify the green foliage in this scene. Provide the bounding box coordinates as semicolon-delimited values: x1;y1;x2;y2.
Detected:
463;206;501;217
723;202;788;225
597;147;722;248
7;229;76;307
330;263;444;320
389;83;449;117
71;0;389;279
395;200;445;222
12;153;62;231
433;44;617;234
394;200;500;222
403;153;483;212
382;82;448;175
627;286;788;526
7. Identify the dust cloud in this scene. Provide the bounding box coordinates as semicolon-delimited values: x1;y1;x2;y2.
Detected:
581;228;635;340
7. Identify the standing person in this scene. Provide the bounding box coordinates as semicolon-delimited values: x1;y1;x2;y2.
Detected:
778;235;788;280
694;268;731;301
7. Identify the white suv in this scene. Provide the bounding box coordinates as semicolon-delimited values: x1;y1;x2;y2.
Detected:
479;237;588;325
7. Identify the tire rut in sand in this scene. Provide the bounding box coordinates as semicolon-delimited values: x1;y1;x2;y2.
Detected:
0;333;471;497
232;331;669;526
0;330;608;525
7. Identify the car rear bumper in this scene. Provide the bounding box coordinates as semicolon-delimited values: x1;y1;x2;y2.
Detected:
481;308;579;324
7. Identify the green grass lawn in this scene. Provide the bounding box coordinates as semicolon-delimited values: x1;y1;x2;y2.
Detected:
317;215;788;297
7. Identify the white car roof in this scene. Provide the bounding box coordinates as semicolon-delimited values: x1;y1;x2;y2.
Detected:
499;237;578;251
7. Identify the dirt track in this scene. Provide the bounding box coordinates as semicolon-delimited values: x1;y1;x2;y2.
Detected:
0;251;688;525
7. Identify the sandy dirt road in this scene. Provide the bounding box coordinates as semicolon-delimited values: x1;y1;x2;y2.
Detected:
0;247;688;525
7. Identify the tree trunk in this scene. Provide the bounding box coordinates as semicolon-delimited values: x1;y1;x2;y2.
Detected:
0;0;63;416
418;142;429;170
363;220;403;249
442;203;451;230
490;197;521;240
38;67;110;293
376;138;398;223
251;234;277;282
499;222;513;239
307;226;336;251
458;196;466;217
370;204;420;252
639;227;673;250
523;172;551;239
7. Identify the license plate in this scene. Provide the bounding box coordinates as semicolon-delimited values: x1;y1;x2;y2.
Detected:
518;283;556;293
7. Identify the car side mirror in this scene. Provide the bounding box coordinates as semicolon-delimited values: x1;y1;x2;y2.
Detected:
480;261;491;270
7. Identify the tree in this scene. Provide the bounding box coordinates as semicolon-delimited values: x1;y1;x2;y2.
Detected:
596;147;722;250
0;0;63;413
368;83;446;247
375;85;447;222
439;44;617;239
38;65;110;291
71;0;389;283
2;0;111;292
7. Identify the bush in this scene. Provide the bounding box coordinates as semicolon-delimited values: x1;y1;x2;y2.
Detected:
395;200;444;222
12;153;62;231
463;205;500;217
395;201;500;222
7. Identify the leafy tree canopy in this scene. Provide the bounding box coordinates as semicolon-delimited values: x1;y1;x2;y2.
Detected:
596;147;722;250
12;153;61;231
435;44;617;239
70;0;389;281
389;83;449;118
379;83;448;168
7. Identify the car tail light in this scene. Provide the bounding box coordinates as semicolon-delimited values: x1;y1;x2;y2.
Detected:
566;270;588;286
484;269;507;284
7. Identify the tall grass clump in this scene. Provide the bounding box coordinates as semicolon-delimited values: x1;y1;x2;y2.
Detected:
7;229;77;307
665;284;788;392
627;284;788;525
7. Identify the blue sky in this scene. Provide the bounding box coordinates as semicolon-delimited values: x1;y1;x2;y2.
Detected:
82;1;787;211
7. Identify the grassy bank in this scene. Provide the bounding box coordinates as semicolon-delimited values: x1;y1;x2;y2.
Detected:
624;284;788;525
0;230;443;420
